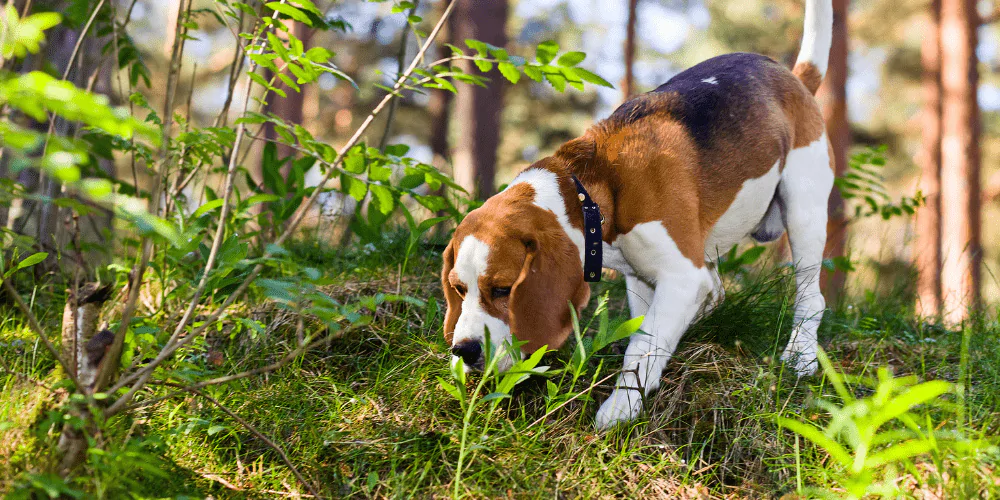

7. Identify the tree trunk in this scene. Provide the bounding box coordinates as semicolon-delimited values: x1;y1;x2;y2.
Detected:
939;0;981;323
57;282;115;477
916;0;943;318
818;0;849;305
622;0;639;101
451;0;508;199
429;88;452;166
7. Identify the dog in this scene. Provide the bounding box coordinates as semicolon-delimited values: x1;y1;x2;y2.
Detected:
441;0;833;429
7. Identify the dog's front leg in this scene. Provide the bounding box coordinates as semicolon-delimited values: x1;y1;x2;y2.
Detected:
595;266;711;429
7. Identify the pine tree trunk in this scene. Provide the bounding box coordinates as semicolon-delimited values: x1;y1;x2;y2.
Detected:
916;0;943;318
818;0;849;305
939;0;981;323
451;0;508;199
622;0;639;101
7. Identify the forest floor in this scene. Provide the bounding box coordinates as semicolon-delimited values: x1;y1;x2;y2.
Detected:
2;232;1000;498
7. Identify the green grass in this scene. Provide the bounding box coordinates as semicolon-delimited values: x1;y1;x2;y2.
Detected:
2;234;999;498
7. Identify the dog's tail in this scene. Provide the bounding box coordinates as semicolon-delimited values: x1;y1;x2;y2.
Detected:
793;0;833;95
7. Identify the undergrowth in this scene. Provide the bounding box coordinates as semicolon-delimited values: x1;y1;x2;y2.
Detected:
2;235;999;498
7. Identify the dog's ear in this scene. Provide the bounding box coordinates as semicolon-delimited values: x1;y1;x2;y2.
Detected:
509;234;591;354
441;240;462;343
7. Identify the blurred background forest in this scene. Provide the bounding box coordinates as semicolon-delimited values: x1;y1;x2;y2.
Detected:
4;0;996;317
0;0;1000;319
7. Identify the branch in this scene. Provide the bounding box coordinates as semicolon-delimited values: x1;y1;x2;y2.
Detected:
106;0;458;417
184;387;322;499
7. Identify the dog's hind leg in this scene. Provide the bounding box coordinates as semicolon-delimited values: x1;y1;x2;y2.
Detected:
778;134;834;376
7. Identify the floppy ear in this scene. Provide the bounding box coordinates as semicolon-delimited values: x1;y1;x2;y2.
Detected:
442;240;462;343
508;236;591;354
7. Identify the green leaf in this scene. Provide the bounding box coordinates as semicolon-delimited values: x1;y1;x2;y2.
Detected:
868;380;952;430
244;194;281;208
416;216;449;234
265;2;312;25
192;199;225;218
437;378;461;402
340;174;368;201
370;185;395;215
594;315;644;352
864;439;936;469
535;40;559;64
481;392;511;402
574;68;614;88
498;62;521;84
544;71;567;92
776;417;854;468
464;39;489;57
11;252;48;276
2;8;62;59
474;58;493;72
556;51;586;66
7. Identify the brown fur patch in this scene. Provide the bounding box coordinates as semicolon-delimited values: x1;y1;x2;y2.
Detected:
793;62;823;95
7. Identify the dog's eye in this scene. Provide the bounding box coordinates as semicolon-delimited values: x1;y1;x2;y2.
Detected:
453;284;467;299
491;287;511;299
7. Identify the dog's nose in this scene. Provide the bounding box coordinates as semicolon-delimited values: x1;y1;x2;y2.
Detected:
451;340;483;367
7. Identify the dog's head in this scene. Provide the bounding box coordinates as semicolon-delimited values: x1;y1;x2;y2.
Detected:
441;182;591;372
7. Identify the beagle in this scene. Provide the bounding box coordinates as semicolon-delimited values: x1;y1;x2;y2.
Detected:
442;0;834;428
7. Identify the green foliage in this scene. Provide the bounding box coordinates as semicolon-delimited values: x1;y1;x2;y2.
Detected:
717;244;768;276
836;146;925;221
778;348;996;499
567;292;643;385
435;38;614;92
0;5;61;61
0;9;163;251
438;334;548;499
1;251;47;279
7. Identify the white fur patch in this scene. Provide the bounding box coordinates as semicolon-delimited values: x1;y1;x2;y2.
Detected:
507;169;585;265
451;235;515;372
796;0;833;74
704;161;782;260
701;76;719;85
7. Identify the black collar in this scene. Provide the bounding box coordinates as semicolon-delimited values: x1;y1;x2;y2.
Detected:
571;175;603;282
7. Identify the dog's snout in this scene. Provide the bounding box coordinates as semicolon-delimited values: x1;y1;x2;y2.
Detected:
451;340;483;367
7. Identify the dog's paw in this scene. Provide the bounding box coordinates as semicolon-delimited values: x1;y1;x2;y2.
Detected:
595;389;643;430
780;336;818;377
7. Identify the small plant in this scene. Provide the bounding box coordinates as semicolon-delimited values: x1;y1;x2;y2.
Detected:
836;146;924;221
438;332;548;499
778;347;995;498
566;293;643;387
